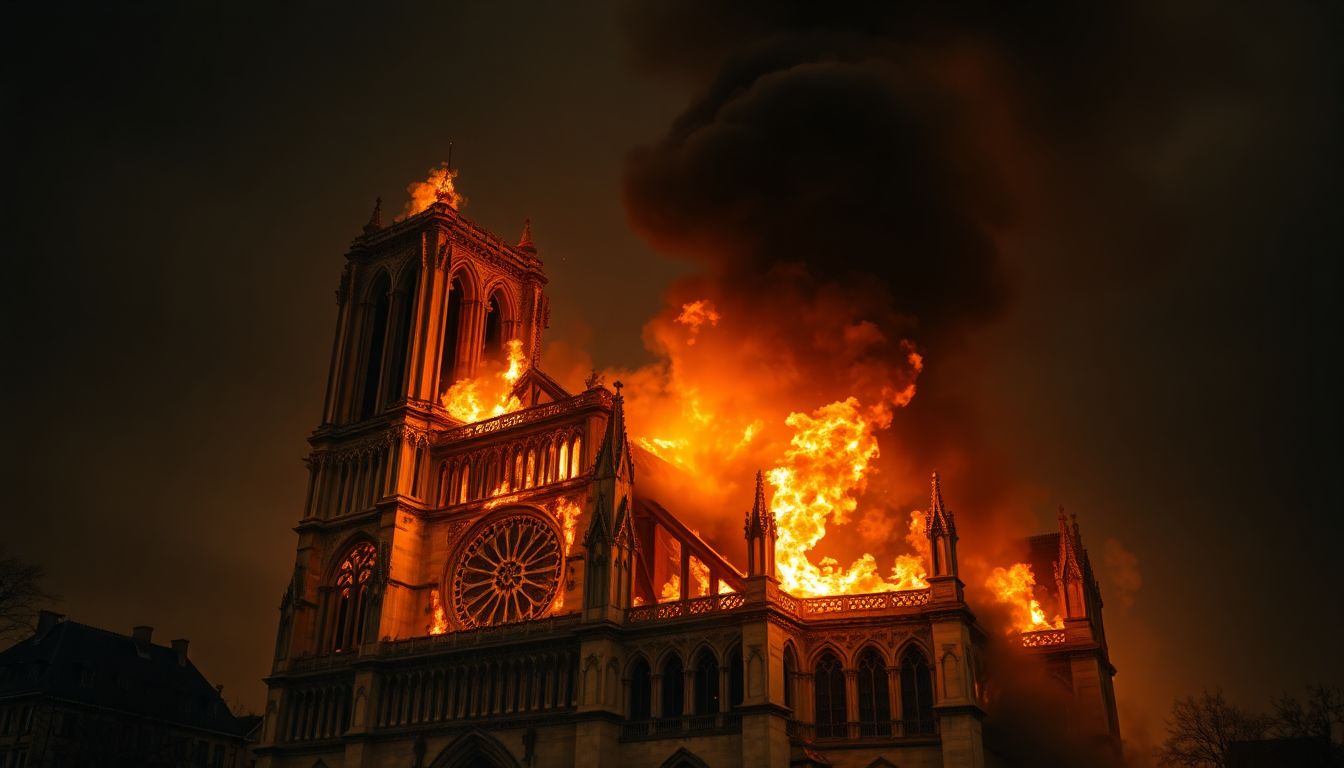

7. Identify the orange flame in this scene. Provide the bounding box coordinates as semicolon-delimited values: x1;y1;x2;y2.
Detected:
442;339;526;423
428;589;448;635
985;563;1063;633
769;398;929;597
402;162;465;218
550;497;581;612
658;573;681;603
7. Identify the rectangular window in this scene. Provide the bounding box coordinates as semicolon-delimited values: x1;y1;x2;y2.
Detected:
212;744;224;768
12;750;27;768
18;708;31;734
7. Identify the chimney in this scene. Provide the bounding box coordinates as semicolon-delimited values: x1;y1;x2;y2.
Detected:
172;638;189;666
35;610;64;640
132;625;153;644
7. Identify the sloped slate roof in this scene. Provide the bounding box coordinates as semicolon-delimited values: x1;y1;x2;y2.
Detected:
0;619;251;738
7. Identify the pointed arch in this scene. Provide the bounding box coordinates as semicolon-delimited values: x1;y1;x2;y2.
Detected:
327;539;377;653
813;649;846;739
900;645;935;735
782;642;799;711
660;654;684;719
628;654;652;721
384;263;419;404
725;642;744;709
692;646;720;715
428;729;522;768
856;645;891;736
358;270;392;419
658;748;711;768
481;282;516;363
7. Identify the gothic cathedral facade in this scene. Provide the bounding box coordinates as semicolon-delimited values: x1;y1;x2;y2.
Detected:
255;195;1120;768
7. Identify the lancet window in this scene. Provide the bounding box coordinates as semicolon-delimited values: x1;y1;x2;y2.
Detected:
629;658;652;721
692;649;719;715
857;647;891;736
814;651;847;738
900;647;935;735
661;656;684;719
330;542;376;653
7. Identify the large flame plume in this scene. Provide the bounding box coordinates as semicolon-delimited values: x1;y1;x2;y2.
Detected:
985;563;1062;633
402;162;465;218
608;291;929;598
442;339;526;423
769;398;930;596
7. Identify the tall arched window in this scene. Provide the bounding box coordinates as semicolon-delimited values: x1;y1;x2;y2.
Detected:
814;651;846;739
661;656;684;720
857;647;891;736
629;658;652;721
482;291;504;362
384;267;418;404
569;435;582;478
728;644;744;709
693;649;719;715
359;273;391;419
782;645;797;711
438;277;465;397
331;542;376;652
900;647;935;735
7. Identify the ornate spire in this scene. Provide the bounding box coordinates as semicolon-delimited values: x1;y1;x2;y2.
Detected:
744;470;775;536
926;470;956;536
1055;507;1083;582
517;218;536;252
363;196;383;234
744;469;776;578
593;381;632;481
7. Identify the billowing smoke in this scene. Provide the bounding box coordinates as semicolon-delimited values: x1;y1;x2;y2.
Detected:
614;2;1065;592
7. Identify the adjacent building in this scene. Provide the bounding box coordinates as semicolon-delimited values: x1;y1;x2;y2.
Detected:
0;613;258;768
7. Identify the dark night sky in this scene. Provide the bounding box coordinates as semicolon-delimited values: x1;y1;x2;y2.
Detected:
3;1;1341;755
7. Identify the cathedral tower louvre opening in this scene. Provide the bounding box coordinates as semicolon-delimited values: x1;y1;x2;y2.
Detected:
259;181;1122;768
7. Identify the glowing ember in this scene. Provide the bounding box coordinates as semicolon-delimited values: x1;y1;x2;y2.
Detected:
428;589;448;635
442;339;526;423
550;498;581;612
402;162;465;218
659;574;681;603
985;563;1063;633
769;398;929;597
674;300;720;345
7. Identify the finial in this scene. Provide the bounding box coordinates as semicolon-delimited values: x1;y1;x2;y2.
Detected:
517;218;536;251
583;369;604;390
1058;505;1068;523
614;380;623;396
363;196;383;234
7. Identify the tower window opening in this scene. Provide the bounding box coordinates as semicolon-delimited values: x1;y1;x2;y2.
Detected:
728;644;744;709
358;274;391;419
439;278;464;397
331;542;376;653
384;267;418;405
782;646;797;710
482;292;504;362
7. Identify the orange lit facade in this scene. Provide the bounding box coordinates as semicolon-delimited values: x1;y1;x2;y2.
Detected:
256;196;1119;768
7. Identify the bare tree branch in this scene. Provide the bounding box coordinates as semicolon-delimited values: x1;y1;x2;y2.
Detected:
0;548;55;644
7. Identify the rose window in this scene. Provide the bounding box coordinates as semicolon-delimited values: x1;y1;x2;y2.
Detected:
451;513;562;628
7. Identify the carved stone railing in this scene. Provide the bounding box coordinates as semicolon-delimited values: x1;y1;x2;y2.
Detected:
437;388;611;443
620;712;743;741
796;589;931;615
626;593;748;624
377;612;583;657
1020;629;1067;648
787;718;938;742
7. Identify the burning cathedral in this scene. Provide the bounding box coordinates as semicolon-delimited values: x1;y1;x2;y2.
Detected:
254;182;1121;768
